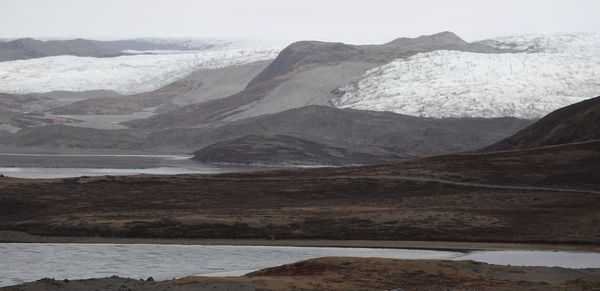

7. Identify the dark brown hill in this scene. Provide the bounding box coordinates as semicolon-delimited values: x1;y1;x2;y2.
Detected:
482;96;600;152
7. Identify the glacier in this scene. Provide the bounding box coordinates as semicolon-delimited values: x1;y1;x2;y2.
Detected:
0;47;280;95
333;33;600;119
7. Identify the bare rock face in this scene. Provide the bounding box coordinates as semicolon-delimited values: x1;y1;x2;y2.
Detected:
482;96;600;152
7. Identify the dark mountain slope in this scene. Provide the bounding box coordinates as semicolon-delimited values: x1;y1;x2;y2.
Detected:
149;105;531;158
482;96;600;152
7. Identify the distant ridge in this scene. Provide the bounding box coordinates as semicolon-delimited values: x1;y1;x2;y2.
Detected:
0;38;213;61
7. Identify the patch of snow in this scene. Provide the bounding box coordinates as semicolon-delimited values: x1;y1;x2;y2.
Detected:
333;33;600;118
477;32;600;53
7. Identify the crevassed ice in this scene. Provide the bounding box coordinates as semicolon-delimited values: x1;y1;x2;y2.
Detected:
0;48;279;95
478;32;600;53
333;33;600;119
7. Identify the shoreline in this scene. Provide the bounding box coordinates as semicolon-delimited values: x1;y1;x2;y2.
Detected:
2;231;599;252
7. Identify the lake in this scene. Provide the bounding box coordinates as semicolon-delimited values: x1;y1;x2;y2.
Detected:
1;243;599;287
0;153;264;178
0;166;253;179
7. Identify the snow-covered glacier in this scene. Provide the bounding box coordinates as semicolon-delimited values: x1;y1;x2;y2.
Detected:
333;33;600;119
0;47;280;95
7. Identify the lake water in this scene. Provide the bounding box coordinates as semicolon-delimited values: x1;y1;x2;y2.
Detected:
0;166;251;179
0;153;263;178
1;243;599;287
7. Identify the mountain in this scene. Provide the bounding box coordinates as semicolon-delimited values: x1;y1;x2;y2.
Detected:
1;106;531;160
333;33;600;118
482;96;600;152
125;32;510;129
192;134;401;165
150;106;531;162
50;60;271;115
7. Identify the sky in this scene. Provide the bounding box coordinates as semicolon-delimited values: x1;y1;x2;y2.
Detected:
1;0;599;43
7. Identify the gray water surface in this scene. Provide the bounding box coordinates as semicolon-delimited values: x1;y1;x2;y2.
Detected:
0;153;262;178
1;243;600;287
0;166;252;179
0;244;460;287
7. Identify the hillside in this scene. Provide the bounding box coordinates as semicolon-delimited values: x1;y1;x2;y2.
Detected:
482;96;600;151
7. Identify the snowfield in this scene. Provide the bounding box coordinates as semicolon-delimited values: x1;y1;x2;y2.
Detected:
333;33;600;118
0;47;280;95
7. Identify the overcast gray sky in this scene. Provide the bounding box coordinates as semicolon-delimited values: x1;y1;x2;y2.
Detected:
1;0;599;43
